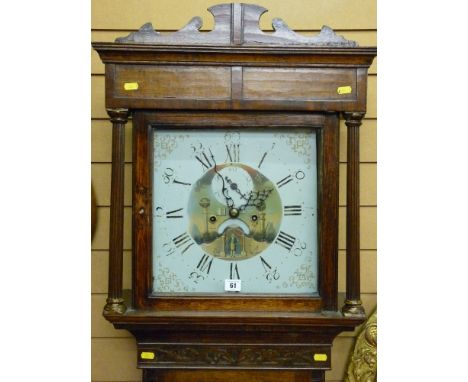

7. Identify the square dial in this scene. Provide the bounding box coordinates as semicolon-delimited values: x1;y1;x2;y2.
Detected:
152;128;318;295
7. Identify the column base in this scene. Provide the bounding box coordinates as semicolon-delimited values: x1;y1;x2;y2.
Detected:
103;297;127;315
342;299;365;318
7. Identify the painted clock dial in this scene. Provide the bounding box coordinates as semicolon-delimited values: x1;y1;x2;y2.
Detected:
152;128;318;294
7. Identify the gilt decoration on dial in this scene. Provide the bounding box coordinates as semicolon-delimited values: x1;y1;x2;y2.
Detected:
152;128;318;294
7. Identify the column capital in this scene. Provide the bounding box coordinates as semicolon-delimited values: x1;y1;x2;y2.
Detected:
107;108;130;124
343;111;365;127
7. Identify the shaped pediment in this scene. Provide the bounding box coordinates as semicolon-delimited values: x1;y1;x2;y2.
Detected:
116;3;357;47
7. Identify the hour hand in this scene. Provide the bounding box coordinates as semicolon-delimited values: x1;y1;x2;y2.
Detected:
224;176;246;199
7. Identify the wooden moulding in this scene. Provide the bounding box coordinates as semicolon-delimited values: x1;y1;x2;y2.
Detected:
108;301;364;328
93;44;377;67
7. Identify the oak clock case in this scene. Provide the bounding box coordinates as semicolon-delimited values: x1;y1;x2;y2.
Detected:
92;3;376;382
152;127;318;295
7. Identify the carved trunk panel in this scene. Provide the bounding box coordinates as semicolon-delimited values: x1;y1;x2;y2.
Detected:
137;344;331;369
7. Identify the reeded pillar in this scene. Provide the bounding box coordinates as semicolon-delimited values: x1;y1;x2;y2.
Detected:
103;108;129;315
342;112;366;318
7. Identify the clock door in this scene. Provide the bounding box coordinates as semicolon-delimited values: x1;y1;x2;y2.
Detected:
132;111;339;312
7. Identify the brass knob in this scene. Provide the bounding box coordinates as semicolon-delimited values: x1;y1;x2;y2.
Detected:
229;208;239;218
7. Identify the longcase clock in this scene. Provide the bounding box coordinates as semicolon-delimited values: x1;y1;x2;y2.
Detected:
93;3;376;382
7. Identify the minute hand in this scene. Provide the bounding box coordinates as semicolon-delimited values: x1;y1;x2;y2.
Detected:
210;152;234;208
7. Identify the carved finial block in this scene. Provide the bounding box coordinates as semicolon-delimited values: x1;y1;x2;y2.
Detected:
115;3;358;47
